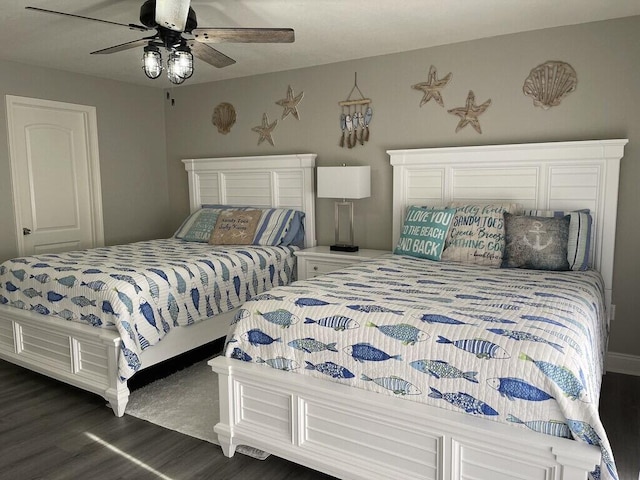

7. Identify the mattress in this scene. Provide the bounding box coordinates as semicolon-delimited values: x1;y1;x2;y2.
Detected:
223;254;616;480
0;239;297;381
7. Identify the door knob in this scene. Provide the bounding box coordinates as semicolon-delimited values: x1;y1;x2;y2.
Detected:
23;227;31;235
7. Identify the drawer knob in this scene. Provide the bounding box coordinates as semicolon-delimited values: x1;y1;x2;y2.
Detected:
313;266;318;271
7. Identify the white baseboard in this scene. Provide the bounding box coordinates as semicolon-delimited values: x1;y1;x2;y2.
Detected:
606;351;640;376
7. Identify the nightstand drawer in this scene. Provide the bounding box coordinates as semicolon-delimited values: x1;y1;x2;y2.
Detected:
305;260;349;277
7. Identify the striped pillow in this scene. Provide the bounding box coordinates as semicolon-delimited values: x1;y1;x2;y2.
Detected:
522;209;592;271
253;208;302;246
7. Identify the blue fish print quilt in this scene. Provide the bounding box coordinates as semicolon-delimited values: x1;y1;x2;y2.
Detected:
224;254;617;480
0;239;297;381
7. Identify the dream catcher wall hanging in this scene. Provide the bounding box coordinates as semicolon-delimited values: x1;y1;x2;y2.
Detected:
339;73;373;148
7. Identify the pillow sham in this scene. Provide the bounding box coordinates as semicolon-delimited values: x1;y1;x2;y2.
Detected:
253;208;303;246
209;210;262;245
441;203;521;267
502;213;571;271
394;206;456;261
174;208;221;242
522;209;592;271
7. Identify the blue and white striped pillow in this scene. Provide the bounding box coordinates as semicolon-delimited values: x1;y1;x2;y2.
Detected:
522;209;592;271
253;208;304;246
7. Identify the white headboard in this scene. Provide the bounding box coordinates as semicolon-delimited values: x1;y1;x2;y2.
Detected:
388;139;628;311
182;153;317;248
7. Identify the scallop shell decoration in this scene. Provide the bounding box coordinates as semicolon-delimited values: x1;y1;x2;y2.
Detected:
523;61;577;109
212;102;236;134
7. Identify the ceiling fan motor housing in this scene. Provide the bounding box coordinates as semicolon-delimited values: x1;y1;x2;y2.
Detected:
139;0;198;32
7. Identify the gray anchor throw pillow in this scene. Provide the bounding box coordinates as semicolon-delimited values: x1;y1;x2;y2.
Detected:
502;213;571;271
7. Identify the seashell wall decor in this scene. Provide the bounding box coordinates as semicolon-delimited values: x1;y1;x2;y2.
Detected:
523;61;577;109
212;102;237;134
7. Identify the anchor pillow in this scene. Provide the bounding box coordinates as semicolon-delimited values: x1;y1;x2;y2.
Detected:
501;213;571;271
522;209;592;271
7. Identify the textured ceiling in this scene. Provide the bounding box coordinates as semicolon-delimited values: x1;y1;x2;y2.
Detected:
2;0;640;88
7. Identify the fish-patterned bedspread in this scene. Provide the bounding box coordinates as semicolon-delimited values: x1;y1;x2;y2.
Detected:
224;254;616;480
0;239;298;381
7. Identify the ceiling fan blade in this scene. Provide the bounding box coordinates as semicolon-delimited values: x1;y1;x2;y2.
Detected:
188;41;236;68
155;0;191;32
192;28;295;44
25;6;149;32
90;37;157;55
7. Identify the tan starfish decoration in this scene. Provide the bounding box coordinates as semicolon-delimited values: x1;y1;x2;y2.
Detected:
447;90;492;133
276;85;304;120
411;65;452;107
252;113;278;146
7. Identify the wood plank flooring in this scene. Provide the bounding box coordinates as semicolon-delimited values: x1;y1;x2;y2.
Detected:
1;354;638;480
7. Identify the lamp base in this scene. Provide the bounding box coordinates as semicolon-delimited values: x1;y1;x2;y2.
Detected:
330;244;359;252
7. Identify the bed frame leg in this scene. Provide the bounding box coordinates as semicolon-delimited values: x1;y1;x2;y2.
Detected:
104;385;130;417
217;434;237;457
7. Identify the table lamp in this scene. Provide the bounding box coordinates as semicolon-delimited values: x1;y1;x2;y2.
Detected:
316;165;371;252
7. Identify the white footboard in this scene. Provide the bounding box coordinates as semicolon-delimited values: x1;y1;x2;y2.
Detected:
210;357;600;480
0;305;233;416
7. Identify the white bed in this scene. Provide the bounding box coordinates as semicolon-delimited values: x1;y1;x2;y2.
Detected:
210;139;627;480
0;153;316;416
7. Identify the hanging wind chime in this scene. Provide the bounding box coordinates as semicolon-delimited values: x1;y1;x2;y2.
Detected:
338;73;373;148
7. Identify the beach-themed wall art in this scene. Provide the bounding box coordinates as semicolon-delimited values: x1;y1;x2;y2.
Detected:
523;60;577;109
276;85;304;120
251;113;278;146
448;90;492;134
411;65;452;107
338;73;373;148
212;102;236;134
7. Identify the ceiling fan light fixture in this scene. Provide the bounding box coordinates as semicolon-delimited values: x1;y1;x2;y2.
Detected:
167;48;193;83
142;45;162;79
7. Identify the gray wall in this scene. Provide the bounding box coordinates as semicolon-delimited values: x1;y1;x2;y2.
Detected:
0;60;168;262
163;16;640;358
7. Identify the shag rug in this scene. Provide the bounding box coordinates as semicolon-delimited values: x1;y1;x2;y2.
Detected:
125;358;269;460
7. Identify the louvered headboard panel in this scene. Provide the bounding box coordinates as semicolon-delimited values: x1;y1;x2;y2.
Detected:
388;139;627;312
182;153;317;248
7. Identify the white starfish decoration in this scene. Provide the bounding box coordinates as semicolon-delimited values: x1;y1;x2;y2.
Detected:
276;85;304;120
252;113;278;146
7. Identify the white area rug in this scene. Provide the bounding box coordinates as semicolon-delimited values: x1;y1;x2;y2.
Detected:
125;358;269;460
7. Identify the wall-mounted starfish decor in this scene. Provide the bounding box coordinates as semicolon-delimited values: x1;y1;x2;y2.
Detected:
447;90;492;133
411;65;452;107
276;85;304;120
251;113;278;146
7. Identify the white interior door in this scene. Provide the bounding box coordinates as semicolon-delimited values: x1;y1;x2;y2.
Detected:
6;96;104;256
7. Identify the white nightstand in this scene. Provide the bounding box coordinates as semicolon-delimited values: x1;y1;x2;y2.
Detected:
294;246;390;280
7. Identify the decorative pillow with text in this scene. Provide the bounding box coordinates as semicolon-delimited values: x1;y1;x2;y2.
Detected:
209;210;262;245
394;206;456;261
174;208;221;242
441;203;521;267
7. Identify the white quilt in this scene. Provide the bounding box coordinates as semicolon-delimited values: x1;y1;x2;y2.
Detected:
224;254;616;480
0;239;297;381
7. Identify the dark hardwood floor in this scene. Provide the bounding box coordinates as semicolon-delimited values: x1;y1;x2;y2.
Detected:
1;353;638;480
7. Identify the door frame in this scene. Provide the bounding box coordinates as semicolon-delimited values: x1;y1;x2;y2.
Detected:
5;95;104;255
